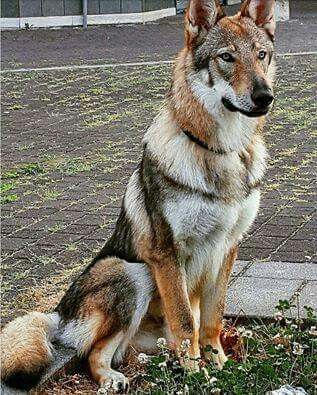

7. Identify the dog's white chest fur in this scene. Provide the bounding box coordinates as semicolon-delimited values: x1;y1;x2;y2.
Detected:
164;189;260;291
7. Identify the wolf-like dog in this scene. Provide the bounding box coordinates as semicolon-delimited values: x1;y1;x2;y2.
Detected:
1;0;276;391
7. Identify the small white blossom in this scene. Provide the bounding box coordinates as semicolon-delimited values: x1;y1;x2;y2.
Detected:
238;326;246;333
292;342;304;356
209;377;218;385
275;344;284;350
184;384;189;395
242;330;253;338
137;353;149;364
291;324;298;329
157;337;167;348
181;339;191;351
309;326;317;336
158;361;167;369
274;312;284;321
97;388;108;395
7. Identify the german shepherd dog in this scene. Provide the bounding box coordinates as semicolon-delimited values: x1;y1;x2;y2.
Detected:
1;0;276;391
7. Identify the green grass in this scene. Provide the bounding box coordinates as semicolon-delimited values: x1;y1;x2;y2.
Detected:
135;301;316;394
3;162;44;179
1;182;19;204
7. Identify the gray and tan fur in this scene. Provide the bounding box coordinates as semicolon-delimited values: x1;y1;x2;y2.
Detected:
1;0;276;391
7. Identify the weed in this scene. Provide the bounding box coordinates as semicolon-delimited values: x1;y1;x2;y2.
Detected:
41;189;61;201
1;194;19;204
57;158;93;175
65;243;78;252
47;223;65;233
3;162;44;179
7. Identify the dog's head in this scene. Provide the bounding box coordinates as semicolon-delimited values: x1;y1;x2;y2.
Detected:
185;0;276;118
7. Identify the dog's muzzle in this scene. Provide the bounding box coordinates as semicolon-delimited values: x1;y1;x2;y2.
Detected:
222;97;272;118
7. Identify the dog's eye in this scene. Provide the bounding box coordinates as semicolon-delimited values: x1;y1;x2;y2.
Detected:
219;53;235;62
258;50;267;60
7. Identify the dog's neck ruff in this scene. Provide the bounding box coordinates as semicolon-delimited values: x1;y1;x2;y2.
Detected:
182;129;230;155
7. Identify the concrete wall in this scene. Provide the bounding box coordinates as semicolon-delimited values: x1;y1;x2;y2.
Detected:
1;0;175;17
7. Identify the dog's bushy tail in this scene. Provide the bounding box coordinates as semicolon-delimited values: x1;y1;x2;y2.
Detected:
1;312;60;390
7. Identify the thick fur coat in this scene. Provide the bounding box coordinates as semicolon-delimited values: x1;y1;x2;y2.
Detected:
1;0;276;392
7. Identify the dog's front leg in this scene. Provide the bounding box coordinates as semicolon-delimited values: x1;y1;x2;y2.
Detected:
199;246;238;369
152;262;200;371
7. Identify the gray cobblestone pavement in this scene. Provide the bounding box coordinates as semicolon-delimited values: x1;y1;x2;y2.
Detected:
1;8;317;323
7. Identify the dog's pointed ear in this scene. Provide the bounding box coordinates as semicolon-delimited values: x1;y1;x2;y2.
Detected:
240;0;276;39
185;0;225;47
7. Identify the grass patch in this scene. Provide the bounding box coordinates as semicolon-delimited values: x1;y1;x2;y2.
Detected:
135;301;316;394
3;162;44;179
1;182;19;204
57;158;93;175
1;193;19;204
40;189;61;201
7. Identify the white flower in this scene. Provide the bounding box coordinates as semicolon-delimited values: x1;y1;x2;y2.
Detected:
157;337;167;348
97;389;108;395
309;326;317;336
209;377;218;385
274;312;284;321
137;353;149;364
242;330;253;338
181;339;191;351
292;342;304;356
158;361;167;369
275;344;284;350
184;384;189;395
238;326;246;333
290;324;298;329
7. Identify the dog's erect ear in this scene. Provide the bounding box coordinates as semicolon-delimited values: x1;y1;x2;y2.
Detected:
185;0;225;47
240;0;276;38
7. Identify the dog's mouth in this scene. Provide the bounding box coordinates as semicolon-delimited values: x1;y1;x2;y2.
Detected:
222;98;269;118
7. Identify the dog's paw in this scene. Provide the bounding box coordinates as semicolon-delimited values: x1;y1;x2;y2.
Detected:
98;370;129;393
212;349;228;370
202;342;228;370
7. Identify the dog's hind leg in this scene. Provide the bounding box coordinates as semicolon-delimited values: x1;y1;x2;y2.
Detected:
89;332;129;392
56;258;154;390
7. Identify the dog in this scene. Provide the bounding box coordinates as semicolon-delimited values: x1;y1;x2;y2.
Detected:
1;0;276;391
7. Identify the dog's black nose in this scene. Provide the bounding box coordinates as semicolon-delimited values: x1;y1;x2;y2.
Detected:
251;87;274;108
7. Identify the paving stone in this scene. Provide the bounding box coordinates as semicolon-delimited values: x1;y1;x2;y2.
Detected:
231;260;250;277
298;281;317;314
243;261;317;281
226;277;302;317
